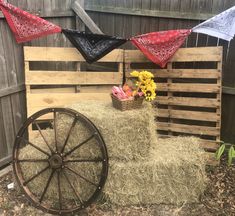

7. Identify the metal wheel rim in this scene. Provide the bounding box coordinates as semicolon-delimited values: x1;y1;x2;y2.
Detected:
12;108;109;215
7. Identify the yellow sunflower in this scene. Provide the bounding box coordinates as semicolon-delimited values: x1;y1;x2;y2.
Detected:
144;87;156;101
130;70;140;77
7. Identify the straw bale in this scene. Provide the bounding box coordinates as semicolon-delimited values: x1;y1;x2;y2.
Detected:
56;101;157;161
104;136;207;206
18;130;102;203
18;136;206;206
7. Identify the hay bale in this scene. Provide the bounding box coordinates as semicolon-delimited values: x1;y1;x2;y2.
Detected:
104;136;207;206
18;130;102;203
56;101;157;161
18;135;207;206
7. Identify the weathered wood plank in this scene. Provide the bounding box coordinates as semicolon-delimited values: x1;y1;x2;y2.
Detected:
26;71;122;85
157;122;220;136
84;5;217;21
205;152;219;166
125;47;223;63
157;83;220;93
27;93;111;114
0;165;12;177
222;86;235;95
0;22;17;156
72;0;103;34
0;10;74;19
157;96;219;108
24;47;124;62
0;85;25;98
157;109;219;122
0;155;12;168
126;69;220;79
30;86;112;94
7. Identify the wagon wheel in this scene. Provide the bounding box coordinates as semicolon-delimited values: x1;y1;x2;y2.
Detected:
13;108;108;215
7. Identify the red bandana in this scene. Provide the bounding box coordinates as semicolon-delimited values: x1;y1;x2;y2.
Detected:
0;1;61;43
131;29;191;68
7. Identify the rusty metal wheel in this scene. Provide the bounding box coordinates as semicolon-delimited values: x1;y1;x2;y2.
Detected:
12;108;108;215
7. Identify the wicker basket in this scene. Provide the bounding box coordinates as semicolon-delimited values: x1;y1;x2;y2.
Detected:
111;94;144;111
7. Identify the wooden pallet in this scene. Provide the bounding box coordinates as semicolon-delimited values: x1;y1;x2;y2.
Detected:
24;46;124;117
24;46;222;165
125;47;222;164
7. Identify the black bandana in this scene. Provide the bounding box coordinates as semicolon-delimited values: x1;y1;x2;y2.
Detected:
62;29;127;63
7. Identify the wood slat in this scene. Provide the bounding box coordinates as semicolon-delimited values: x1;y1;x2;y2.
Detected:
157;83;219;93
72;0;104;34
125;47;223;63
126;69;220;79
157;109;219;122
157;96;219;108
30;86;112;94
24;47;124;62
205;153;219;166
157;122;220;136
200;140;219;151
0;84;25;98
27;93;111;110
26;71;122;85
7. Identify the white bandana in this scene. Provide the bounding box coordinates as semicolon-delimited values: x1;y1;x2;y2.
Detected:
193;6;235;41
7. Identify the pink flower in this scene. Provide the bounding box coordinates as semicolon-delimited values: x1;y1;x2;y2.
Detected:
112;86;128;100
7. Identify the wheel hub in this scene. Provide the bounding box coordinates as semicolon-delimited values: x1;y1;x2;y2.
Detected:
49;154;63;169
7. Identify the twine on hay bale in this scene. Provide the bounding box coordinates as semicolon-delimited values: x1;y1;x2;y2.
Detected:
104;136;207;206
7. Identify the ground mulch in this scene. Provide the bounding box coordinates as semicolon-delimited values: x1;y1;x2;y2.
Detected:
0;157;234;216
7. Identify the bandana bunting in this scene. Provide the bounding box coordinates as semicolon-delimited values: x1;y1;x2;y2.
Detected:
0;1;61;43
62;29;127;63
131;29;191;68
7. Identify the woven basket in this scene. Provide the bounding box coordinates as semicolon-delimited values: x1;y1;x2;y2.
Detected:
111;94;144;111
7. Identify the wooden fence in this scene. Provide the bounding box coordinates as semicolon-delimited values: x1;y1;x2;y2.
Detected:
0;0;235;167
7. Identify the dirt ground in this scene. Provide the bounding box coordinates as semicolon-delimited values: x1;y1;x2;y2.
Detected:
0;157;234;216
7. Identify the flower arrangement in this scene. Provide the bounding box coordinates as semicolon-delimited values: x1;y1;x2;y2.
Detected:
130;70;157;101
112;70;157;102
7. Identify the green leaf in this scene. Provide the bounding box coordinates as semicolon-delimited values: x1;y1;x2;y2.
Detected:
215;144;226;160
232;146;235;157
228;146;235;166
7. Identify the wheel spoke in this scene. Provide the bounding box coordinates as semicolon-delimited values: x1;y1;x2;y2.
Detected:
65;166;98;187
23;165;49;186
57;171;62;210
61;117;77;154
19;137;50;157
53;111;58;152
39;170;55;203
64;158;103;163
35;122;54;153
18;159;48;163
63;170;84;205
63;134;95;157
